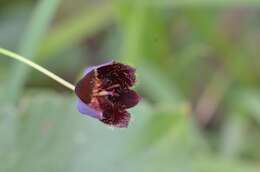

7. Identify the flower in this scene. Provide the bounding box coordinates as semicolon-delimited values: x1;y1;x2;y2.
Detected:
75;61;140;128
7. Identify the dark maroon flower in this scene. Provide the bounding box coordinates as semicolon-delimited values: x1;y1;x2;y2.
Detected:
75;61;140;128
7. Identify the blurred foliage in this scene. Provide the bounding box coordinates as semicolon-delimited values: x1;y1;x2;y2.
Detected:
1;0;260;171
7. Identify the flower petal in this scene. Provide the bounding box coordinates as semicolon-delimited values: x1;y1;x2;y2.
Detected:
96;60;114;68
97;62;136;87
101;105;131;128
84;66;95;75
77;98;102;119
75;69;96;104
118;90;140;109
75;61;140;128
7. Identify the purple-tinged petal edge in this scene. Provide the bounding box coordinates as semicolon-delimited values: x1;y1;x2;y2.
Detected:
77;98;102;119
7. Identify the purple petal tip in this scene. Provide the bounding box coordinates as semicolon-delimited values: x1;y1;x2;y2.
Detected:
77;98;102;119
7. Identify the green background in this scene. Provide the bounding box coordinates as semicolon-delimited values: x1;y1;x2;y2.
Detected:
1;0;260;171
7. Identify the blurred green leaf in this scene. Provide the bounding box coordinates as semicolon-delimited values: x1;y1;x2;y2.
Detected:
237;90;260;124
184;8;257;84
193;156;260;172
133;108;186;151
0;103;17;172
38;4;113;59
138;64;183;106
219;112;247;159
0;91;223;172
3;0;61;103
0;91;153;172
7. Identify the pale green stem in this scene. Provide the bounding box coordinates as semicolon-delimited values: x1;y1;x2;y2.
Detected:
0;47;75;91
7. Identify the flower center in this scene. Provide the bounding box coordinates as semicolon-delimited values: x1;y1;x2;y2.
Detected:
93;83;120;97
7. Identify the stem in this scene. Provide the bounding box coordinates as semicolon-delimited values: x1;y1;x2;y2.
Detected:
0;47;75;91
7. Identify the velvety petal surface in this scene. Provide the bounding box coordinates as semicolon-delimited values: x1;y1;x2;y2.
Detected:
101;105;131;128
97;62;136;88
75;69;96;104
118;90;140;109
